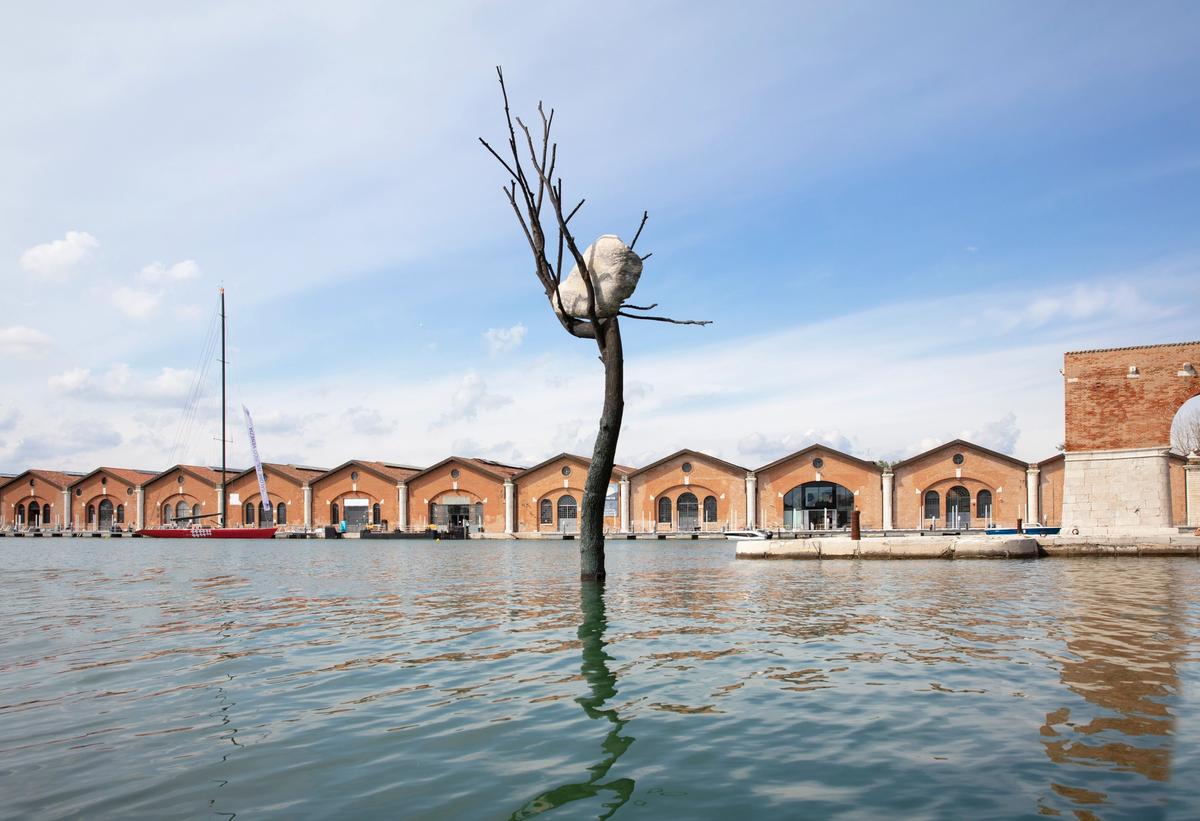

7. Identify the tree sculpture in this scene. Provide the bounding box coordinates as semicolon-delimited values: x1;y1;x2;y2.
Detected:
481;67;710;580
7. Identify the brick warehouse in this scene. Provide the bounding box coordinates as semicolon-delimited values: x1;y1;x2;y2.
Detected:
2;340;1197;536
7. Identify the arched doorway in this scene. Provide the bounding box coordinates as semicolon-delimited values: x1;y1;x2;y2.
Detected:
677;492;699;531
784;482;854;529
923;490;940;526
557;494;578;533
29;503;42;527
946;486;970;529
98;499;115;530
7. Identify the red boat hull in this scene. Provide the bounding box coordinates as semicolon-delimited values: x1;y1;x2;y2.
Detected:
135;527;278;539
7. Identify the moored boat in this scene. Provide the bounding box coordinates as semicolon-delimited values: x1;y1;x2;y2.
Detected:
136;526;278;539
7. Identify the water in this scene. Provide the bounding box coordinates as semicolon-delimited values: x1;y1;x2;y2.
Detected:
2;541;1199;820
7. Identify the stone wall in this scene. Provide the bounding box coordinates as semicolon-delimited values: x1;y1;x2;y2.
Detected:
1060;447;1175;535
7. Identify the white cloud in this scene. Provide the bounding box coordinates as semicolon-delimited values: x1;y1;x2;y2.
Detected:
0;326;52;355
139;259;201;282
18;230;98;277
959;412;1021;455
343;406;395;436
483;323;528;357
112;286;162;319
47;363;195;403
737;429;858;465
437;372;512;424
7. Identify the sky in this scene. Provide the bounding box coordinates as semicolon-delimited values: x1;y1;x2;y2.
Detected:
2;1;1199;475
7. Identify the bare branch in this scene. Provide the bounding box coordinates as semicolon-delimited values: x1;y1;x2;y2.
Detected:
622;303;658;311
629;210;648;250
639;253;653;261
565;198;585;225
618;311;712;326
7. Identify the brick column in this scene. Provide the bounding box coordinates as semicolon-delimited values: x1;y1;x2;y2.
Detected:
619;477;630;533
503;480;515;535
881;470;894;531
1026;466;1040;525
745;473;757;528
1186;456;1200;528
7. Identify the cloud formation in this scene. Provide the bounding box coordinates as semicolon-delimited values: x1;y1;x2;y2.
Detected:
112;286;163;319
48;364;195;403
343;406;396;436
139;260;201;282
437;372;512;424
483;324;527;357
18;230;98;277
0;326;52;356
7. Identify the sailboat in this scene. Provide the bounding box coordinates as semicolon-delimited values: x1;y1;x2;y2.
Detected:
137;289;278;539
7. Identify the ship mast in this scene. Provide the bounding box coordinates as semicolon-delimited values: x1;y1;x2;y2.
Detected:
220;287;226;527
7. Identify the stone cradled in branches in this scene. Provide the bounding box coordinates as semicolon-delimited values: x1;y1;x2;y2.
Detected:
554;235;643;321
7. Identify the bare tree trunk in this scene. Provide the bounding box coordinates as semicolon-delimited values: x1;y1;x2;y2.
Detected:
579;318;624;580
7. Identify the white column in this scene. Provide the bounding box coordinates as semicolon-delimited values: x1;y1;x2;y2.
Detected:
503;480;515;534
303;484;313;529
882;471;894;531
397;482;408;531
1185;457;1200;528
135;486;145;530
62;489;71;529
619;477;631;533
745;473;758;528
1026;466;1040;525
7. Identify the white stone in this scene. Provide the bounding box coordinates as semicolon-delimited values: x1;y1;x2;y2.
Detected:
554;235;642;320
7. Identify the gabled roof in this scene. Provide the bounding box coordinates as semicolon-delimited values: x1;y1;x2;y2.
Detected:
754;443;881;474
628;448;747;479
513;453;634;480
1036;453;1065;467
311;459;422;487
0;469;86;492
229;462;329;485
68;466;159;489
406;455;525;484
143;464;235;489
892;439;1028;471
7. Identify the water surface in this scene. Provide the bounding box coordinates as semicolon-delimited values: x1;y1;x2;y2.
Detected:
1;540;1198;819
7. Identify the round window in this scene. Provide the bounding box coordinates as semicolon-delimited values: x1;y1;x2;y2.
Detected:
952;453;965;465
561;466;571;477
126;487;133;496
812;457;824;469
29;479;34;487
101;477;107;485
681;462;693;474
177;475;184;484
451;468;461;479
75;488;82;496
350;471;359;481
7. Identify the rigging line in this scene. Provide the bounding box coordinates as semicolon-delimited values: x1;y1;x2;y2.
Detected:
169;299;221;464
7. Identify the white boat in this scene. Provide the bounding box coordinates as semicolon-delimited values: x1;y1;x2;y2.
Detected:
725;529;771;541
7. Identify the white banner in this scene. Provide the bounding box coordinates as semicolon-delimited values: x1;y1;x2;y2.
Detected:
242;405;271;515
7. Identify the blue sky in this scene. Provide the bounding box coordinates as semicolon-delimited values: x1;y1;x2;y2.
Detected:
2;2;1199;473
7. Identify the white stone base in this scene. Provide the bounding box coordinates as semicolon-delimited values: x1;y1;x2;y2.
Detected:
1060;447;1176;537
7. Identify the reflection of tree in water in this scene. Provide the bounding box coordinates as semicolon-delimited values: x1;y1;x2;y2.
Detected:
510;582;635;820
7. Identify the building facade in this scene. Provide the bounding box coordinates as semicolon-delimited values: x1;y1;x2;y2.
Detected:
68;467;157;530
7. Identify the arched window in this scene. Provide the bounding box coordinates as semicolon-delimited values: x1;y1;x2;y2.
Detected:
98;499;114;529
15;503;24;525
116;504;125;524
162;503;170;524
703;495;718;523
372;503;381;525
677;492;699;531
87;504;96;525
657;496;672;524
29;504;40;526
245;502;254;525
539;498;553;524
175;500;190;522
41;504;50;525
192;504;201;519
923;490;940;524
784;482;855;529
331;502;339;524
976;490;993;523
946;486;970;529
276;503;287;525
258;501;270;526
558;494;578;532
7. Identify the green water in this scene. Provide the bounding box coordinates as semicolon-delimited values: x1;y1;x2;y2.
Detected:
1;540;1198;819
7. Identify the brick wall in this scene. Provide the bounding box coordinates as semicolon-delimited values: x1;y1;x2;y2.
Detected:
406;459;510;533
755;447;883;530
893;442;1027;529
630;451;747;532
514;455;621;533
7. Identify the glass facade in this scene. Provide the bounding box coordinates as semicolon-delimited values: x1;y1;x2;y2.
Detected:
784;482;854;529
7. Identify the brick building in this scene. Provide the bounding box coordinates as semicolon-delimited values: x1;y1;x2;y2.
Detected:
629;449;750;533
0;469;83;529
226;463;326;529
310;460;420;532
1061;341;1199;534
755;445;884;531
68;467;157;530
511;453;628;534
892;440;1032;530
398;457;522;534
141;465;227;528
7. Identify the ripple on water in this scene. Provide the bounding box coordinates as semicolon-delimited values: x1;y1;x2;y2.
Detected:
1;541;1199;819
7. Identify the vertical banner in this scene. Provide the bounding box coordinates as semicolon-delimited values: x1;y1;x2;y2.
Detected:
242;405;271;517
604;483;618;517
